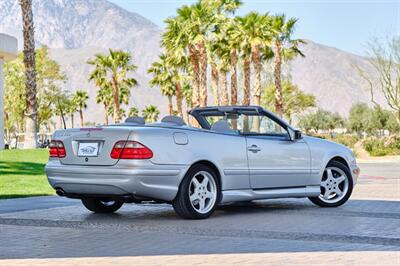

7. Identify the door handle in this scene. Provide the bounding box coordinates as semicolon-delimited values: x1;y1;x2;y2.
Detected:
247;145;261;153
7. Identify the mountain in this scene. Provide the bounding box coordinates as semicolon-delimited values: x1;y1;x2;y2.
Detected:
290;41;386;116
0;0;165;124
0;0;385;125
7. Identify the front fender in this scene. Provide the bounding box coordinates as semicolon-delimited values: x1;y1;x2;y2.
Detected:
304;136;358;186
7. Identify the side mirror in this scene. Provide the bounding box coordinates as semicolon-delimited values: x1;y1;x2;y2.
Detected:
288;128;302;141
294;130;302;140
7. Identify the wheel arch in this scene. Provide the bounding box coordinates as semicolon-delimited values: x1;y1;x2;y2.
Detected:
190;160;222;186
328;156;350;170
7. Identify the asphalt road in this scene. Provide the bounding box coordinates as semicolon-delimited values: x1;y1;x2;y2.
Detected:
0;162;399;265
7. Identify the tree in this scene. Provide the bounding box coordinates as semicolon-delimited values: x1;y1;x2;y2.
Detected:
54;93;70;130
19;0;38;148
128;107;139;117
210;32;231;105
182;82;193;123
67;96;77;128
95;85;112;125
4;57;26;141
262;80;315;123
270;14;304;117
349;103;398;136
298;109;345;133
142;105;160;123
4;46;66;135
35;46;66;131
88;49;137;123
357;35;400;125
148;54;176;115
72;90;89;127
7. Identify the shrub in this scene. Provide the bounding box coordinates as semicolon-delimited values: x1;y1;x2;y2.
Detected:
333;134;359;149
362;134;400;156
309;133;359;149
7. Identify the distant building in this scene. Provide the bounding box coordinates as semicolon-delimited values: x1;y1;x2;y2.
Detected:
0;33;18;150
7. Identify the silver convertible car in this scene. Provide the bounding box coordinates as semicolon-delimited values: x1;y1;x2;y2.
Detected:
45;106;360;219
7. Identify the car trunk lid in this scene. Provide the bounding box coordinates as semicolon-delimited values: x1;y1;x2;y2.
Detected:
54;127;132;166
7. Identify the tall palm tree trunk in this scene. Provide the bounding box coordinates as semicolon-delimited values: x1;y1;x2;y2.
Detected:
79;109;84;127
111;75;120;123
167;95;173;115
211;65;219;106
104;105;109;125
198;42;208;107
230;51;238;105
220;71;229;105
251;45;262;131
70;114;74;128
273;40;284;117
189;45;200;108
251;45;262;106
175;82;183;117
242;57;251;105
20;0;38;148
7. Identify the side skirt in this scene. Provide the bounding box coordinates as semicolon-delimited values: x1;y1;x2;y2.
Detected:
220;185;320;204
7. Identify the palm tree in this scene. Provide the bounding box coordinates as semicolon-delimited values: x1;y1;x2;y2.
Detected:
19;0;38;148
235;13;271;107
142;105;160;123
72;90;89;127
95;85;112;125
106;85;131;121
182;82;192;123
213;39;231;106
67;97;78;128
88;49;137;123
148;54;177;115
270;14;304;117
164;14;200;109
232;16;251;106
128;107;139;117
165;3;214;108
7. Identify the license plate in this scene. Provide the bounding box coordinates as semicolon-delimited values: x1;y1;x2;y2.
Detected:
78;142;99;157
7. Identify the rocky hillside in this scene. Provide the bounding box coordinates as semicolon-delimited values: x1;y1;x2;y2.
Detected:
0;0;384;124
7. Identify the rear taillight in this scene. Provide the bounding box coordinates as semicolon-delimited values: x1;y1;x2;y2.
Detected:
110;141;153;159
49;140;66;158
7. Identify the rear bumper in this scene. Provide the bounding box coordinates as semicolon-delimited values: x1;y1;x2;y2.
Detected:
45;159;190;202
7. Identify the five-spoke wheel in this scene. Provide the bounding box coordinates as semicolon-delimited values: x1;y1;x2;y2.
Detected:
173;164;220;219
309;161;353;207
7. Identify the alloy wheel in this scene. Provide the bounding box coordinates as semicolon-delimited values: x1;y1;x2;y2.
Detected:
188;171;217;214
319;166;349;204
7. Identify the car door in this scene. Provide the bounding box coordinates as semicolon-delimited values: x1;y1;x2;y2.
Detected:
245;115;311;189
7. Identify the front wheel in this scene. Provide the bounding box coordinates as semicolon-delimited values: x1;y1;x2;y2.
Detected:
81;198;123;213
309;161;353;207
173;164;220;219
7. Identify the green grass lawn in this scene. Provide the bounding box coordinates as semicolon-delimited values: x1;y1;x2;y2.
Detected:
0;149;55;199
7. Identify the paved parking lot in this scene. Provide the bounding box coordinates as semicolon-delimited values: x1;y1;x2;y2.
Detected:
0;161;399;265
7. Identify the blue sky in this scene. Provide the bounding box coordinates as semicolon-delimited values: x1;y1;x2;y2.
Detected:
109;0;399;56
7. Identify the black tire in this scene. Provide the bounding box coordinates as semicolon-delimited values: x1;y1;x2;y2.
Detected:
81;198;123;213
308;161;353;207
173;164;220;219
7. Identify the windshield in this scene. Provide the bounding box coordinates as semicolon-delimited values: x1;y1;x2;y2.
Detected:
202;112;287;135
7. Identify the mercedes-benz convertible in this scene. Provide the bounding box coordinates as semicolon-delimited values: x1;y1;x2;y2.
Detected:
45;106;359;219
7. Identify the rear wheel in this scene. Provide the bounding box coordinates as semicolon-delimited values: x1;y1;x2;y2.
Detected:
309;161;353;207
173;164;220;219
81;198;123;213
